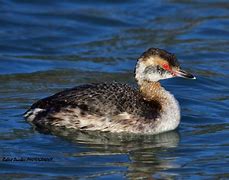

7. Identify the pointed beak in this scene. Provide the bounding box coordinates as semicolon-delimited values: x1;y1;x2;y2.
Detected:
174;69;196;79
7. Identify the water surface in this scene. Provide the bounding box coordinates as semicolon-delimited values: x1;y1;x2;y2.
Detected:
0;0;228;179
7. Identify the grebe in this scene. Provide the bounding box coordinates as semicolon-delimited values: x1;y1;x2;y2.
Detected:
25;48;195;134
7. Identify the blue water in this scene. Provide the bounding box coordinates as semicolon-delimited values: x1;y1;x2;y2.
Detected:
0;0;228;179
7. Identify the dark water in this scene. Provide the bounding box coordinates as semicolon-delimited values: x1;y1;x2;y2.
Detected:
0;0;228;179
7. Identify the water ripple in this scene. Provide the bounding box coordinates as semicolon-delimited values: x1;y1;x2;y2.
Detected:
0;0;228;179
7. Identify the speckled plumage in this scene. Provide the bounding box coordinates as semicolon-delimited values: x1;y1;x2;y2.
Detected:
25;83;162;132
25;47;195;134
29;83;161;118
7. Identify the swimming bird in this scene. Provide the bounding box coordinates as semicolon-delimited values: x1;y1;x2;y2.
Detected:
25;48;195;134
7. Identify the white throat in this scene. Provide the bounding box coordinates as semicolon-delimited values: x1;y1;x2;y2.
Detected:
135;60;173;85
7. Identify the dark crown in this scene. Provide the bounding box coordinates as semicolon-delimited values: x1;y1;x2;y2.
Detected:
139;48;180;67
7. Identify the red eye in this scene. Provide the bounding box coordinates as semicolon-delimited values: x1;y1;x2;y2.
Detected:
162;64;170;70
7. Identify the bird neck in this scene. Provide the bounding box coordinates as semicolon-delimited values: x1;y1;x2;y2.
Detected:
139;80;167;102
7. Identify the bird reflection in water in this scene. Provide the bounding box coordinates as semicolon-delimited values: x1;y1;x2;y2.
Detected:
43;128;180;179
